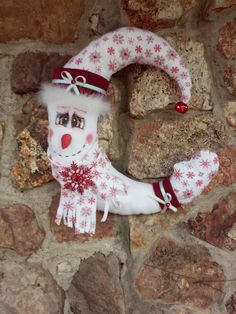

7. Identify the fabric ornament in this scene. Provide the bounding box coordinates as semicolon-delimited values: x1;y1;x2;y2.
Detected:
40;27;219;235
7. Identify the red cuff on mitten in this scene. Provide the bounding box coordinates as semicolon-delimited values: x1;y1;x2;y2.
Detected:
152;178;181;210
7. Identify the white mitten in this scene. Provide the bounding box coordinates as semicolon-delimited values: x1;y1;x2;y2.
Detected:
170;150;219;204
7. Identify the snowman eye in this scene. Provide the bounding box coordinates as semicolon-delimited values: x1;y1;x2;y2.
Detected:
56;112;69;126
71;113;85;129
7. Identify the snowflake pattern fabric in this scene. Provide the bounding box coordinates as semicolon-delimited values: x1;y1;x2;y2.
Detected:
51;142;128;234
65;27;192;104
170;150;219;204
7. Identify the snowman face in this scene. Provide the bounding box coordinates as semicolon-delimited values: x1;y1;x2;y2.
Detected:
47;105;98;159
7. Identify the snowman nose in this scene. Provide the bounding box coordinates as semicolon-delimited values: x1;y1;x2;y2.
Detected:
61;134;72;149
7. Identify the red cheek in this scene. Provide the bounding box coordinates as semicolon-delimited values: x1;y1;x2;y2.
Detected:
49;128;54;138
86;133;93;144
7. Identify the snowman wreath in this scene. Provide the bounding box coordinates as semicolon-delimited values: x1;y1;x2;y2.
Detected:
40;27;219;235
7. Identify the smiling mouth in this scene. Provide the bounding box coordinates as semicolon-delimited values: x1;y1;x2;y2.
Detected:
53;143;88;158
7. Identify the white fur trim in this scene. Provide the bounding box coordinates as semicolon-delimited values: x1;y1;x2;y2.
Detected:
38;84;111;116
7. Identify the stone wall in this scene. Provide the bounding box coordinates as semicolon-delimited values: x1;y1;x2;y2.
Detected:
0;1;236;313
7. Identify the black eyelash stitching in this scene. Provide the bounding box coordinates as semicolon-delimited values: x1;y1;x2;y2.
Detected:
56;112;69;126
71;113;85;129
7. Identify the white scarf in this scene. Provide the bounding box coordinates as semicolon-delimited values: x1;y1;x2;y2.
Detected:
49;141;128;234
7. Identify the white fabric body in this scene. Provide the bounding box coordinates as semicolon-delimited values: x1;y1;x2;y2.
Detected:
47;103;219;234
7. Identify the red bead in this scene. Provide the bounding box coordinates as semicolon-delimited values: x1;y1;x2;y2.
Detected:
175;102;188;114
71;79;76;84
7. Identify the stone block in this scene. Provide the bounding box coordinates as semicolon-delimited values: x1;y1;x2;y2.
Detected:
0;0;84;43
127;113;226;179
11;124;53;190
217;18;236;96
135;238;225;309
0;204;45;256
0;260;65;313
218;18;236;59
0;121;4;176
210;0;236;13
224;62;236;96
0;122;4;144
226;290;236;314
201;1;236;20
11;52;71;94
129;207;188;253
12;99;53;190
68;253;125;313
225;101;236;129
187;191;236;250
204;146;236;193
120;0;197;30
98;80;123;161
127;35;213;117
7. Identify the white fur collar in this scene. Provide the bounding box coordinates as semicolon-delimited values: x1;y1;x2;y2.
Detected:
38;84;111;116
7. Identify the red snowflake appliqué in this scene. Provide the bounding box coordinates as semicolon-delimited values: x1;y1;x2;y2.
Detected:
146;35;154;43
108;60;118;71
173;168;183;180
171;66;179;74
183;189;193;199
208;171;216;180
187;171;195;179
128;37;134;45
100;182;108;190
120;48;131;60
154;44;161;52
100;193;107;200
196;179;203;187
61;190;69;198
107;47;115;55
182;180;189;187
200;159;211;169
166;49;178;61
110;186;117;196
181;72;188;79
135;45;143;53
60;162;95;194
89;51;101;64
77;197;84;205
75;58;83;65
180;60;187;68
81;206;92;217
154;56;165;66
88;197;96;204
113;33;124;44
144;49;152;58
